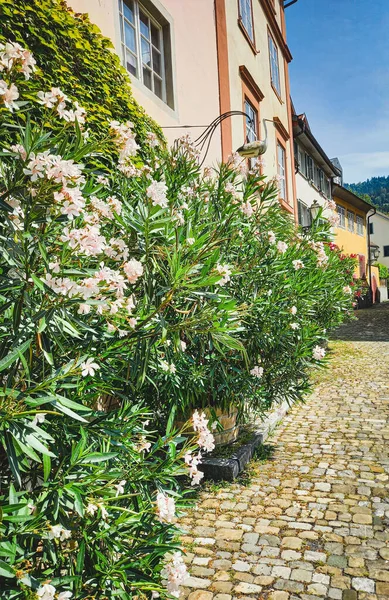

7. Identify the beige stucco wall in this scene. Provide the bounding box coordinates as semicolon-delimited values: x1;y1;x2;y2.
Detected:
371;212;389;269
224;1;294;207
68;0;222;164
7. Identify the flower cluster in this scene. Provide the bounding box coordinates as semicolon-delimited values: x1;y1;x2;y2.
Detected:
216;263;232;286
147;179;168;208
0;40;36;79
37;87;86;124
161;552;188;598
48;524;71;541
250;365;264;378
312;345;326;360
156;492;176;523
37;584;72;600
0;41;36;111
310;240;329;268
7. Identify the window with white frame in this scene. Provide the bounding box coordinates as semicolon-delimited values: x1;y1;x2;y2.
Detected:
119;0;169;103
239;0;254;41
244;98;257;169
277;142;287;201
268;33;281;97
356;214;364;236
347;210;355;232
336;204;345;228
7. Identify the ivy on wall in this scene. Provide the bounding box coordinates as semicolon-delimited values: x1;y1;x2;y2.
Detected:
0;0;163;154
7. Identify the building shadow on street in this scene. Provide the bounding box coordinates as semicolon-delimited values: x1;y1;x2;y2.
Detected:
331;302;389;342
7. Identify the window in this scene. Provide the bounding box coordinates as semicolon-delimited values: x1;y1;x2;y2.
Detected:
347;210;355;233
323;177;330;198
244;98;258;169
306;155;314;181
297;200;310;227
119;0;167;103
336;204;345;228
384;246;389;257
277;142;287;201
369;222;374;235
356;215;364;236
238;0;254;41
268;33;281;97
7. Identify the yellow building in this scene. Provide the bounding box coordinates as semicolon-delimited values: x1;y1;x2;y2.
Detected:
333;184;380;300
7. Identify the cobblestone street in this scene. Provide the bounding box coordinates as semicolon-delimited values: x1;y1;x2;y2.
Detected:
180;305;389;600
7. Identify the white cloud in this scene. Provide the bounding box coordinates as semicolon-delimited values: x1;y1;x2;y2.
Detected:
338;151;389;183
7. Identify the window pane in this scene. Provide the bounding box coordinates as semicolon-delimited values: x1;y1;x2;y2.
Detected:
151;22;160;49
140;10;150;39
143;66;152;90
154;75;163;99
141;38;151;66
123;0;134;23
126;53;137;77
125;22;136;53
152;47;161;76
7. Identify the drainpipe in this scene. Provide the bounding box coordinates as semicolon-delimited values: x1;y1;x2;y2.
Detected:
367;206;376;302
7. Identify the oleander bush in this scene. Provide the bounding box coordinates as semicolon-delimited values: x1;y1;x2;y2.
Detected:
0;39;357;600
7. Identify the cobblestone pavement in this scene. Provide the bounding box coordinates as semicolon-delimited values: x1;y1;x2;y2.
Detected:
180;305;389;600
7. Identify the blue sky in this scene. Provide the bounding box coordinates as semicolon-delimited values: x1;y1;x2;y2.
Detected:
285;0;389;183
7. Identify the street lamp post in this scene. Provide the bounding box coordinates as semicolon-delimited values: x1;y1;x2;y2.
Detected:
302;199;321;234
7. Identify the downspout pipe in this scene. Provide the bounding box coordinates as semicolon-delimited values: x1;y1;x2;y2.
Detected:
367;206;376;301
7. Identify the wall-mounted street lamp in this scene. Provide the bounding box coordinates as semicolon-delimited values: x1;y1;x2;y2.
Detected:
301;199;321;234
370;245;380;262
163;111;274;166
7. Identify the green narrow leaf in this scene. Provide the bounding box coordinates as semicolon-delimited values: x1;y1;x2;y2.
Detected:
4;433;21;487
43;454;51;482
0;560;15;577
0;339;32;372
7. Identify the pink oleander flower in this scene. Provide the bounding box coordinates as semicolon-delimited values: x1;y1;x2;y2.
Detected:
312;345;326;360
292;259;305;270
343;285;352;294
146;131;159;147
250;365;264;378
58;592;73;600
162;552;188;598
0;80;19;111
81;358;100;377
136;435;151;452
277;241;288;254
156;492;176;523
123;259;143;284
160;360;176;374
48;525;71;541
32;413;46;427
86;503;98;516
241;200;254;217
115;480;126;496
267;231;276;244
10;143;27;160
290;306;297;315
37;584;56;600
147;180;168;207
216;263;231;286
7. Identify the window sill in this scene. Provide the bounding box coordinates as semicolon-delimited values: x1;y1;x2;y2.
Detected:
238;19;258;55
279;197;294;214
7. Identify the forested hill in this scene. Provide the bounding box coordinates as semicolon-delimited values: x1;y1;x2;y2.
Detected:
346;176;389;213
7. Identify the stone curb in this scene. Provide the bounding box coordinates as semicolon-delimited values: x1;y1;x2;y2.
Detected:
199;400;290;481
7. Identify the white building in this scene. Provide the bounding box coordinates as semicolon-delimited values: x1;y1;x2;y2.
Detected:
292;111;340;227
370;210;389;269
